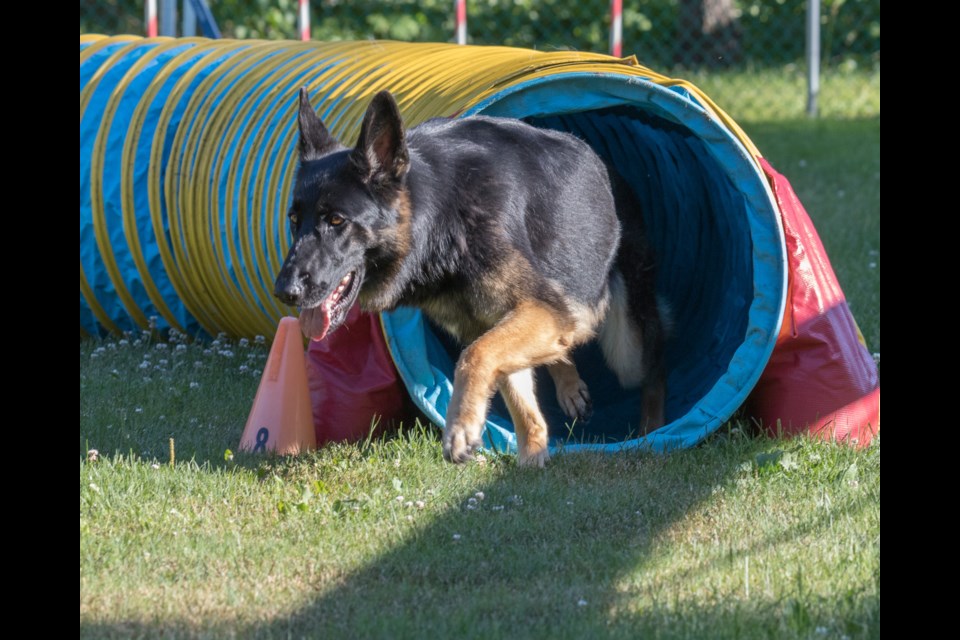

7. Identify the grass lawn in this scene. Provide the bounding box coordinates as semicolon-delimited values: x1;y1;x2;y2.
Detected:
80;117;880;639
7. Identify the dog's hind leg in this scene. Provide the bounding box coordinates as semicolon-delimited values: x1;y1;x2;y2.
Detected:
599;271;667;434
547;361;593;424
443;300;576;466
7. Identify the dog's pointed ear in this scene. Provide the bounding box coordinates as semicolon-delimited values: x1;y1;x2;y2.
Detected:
298;87;337;160
351;91;409;186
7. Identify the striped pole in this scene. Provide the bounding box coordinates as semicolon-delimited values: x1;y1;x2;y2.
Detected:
145;0;158;37
610;0;622;57
298;0;311;42
455;0;467;45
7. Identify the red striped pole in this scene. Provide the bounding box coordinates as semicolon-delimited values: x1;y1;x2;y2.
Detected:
145;0;158;37
455;0;467;45
610;0;623;57
299;0;311;41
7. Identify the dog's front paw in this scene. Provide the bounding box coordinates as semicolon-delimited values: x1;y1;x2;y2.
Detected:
442;423;483;464
556;377;593;424
517;443;550;468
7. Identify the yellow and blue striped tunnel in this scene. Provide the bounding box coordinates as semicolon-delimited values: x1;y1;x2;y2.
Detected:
80;36;786;451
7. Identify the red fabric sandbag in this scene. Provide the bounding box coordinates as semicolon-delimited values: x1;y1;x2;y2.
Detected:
306;304;411;445
746;159;880;446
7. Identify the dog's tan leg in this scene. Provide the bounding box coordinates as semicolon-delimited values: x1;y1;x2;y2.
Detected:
499;368;551;467
547;361;592;424
443;300;575;465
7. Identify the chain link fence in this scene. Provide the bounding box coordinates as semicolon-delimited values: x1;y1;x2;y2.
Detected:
80;0;879;122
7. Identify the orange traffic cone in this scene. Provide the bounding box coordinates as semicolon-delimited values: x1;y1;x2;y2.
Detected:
239;317;317;455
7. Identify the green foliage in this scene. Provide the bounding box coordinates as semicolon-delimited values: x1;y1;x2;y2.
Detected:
81;0;880;68
80;0;143;35
80;1;880;120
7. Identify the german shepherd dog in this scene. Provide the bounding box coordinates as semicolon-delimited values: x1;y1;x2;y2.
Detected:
275;89;667;467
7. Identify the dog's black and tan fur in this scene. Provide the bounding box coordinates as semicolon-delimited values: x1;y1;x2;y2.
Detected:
275;89;666;467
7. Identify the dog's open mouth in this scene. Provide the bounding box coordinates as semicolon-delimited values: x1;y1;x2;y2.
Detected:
299;270;361;341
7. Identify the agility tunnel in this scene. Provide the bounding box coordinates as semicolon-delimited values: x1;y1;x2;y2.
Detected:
80;36;879;453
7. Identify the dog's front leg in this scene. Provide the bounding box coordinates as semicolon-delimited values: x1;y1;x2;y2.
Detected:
499;368;551;468
442;347;493;464
442;301;575;466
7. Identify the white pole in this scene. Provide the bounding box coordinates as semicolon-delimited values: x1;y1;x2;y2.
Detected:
806;0;821;117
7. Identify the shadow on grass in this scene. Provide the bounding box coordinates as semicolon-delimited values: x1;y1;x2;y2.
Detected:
82;431;878;639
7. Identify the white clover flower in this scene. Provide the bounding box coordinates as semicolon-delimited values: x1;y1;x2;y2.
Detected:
189;382;200;389
452;534;461;541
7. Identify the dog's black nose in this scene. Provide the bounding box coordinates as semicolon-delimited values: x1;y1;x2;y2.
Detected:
274;278;304;306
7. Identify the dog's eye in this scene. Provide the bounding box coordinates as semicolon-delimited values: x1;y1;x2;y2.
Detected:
329;214;345;227
289;213;299;227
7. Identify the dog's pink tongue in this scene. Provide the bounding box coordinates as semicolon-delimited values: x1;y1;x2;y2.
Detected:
299;304;332;341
